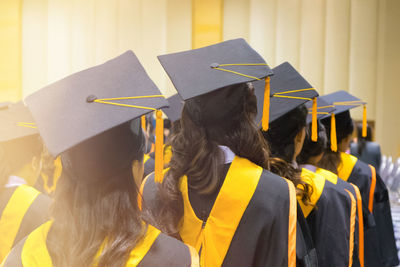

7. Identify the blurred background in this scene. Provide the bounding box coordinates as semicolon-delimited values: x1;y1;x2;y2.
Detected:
1;0;399;157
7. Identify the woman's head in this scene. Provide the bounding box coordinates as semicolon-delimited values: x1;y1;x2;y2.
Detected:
48;119;147;267
297;121;327;165
263;104;308;162
169;81;269;192
261;103;312;206
356;122;372;141
321;110;354;152
0;135;43;187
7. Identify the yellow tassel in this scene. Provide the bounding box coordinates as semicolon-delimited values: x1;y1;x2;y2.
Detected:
331;113;337;152
362;105;367;138
155;110;164;183
311;97;318;142
141;115;146;131
262;77;270;131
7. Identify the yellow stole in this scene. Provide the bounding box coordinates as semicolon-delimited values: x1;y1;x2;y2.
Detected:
299;168;326;218
17;221;161;267
316;167;338;185
179;156;261;267
337;152;358;181
0;185;40;262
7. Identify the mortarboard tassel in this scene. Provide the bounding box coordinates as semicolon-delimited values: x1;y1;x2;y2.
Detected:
330;113;337;152
262;77;271;131
362;105;367;138
155;110;164;183
311;97;318;142
141;115;146;131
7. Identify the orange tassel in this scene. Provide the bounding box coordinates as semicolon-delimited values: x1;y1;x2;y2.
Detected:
362;105;367;138
311;97;318;142
331;113;337;152
155;110;164;183
262;77;270;131
141;115;146;131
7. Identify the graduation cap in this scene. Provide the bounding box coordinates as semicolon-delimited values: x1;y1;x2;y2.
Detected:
163;94;184;122
25;51;169;181
158;38;273;130
319;90;367;152
0;101;42;174
254;62;319;140
305;97;335;124
0;101;38;142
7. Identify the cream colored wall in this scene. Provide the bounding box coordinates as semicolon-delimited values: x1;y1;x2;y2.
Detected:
21;0;192;98
225;0;400;157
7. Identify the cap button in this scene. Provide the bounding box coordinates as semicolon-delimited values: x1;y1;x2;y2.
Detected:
210;63;219;68
86;95;97;103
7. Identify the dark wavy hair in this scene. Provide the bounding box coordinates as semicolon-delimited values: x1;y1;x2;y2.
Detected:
297;121;327;165
318;111;354;173
262;104;312;205
47;120;146;267
155;82;307;236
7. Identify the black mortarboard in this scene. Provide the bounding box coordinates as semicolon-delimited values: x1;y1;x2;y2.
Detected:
0;101;42;174
305;97;335;124
319;90;365;118
26;51;168;156
26;51;169;181
0;101;37;142
254;62;319;139
163;94;184;122
158;38;273;130
319;90;367;151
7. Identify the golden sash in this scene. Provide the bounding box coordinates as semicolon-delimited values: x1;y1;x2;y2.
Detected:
338;152;358;181
299;168;326;218
0;185;40;262
18;221;162;267
316;167;338;185
179;156;261;267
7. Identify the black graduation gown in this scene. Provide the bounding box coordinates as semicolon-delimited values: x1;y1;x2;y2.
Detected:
0;185;51;262
141;156;300;267
300;168;360;267
315;167;364;266
338;152;399;267
2;221;198;267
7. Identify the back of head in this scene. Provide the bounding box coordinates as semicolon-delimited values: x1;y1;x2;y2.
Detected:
263;104;308;162
0;135;43;188
262;104;311;204
48;120;146;267
297;121;327;165
318;110;354;173
356;122;372;155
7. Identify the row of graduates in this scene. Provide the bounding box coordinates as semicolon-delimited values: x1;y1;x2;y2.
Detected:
0;38;398;266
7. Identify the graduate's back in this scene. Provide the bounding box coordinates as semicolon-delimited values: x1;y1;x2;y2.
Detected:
141;82;298;267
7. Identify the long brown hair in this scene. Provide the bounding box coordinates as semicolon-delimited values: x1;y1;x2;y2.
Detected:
47;120;146;267
156;82;306;236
